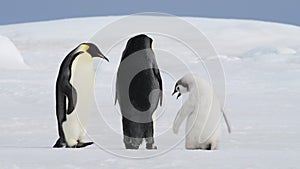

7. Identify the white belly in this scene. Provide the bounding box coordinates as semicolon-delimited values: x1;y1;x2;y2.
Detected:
63;53;94;146
185;102;221;149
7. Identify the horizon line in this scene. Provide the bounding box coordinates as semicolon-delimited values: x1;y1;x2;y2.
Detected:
0;14;299;27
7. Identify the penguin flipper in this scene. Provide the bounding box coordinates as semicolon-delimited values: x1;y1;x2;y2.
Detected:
173;103;194;134
62;81;77;115
59;51;84;115
153;68;163;106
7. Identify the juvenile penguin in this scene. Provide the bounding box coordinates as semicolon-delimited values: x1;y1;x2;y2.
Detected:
115;34;163;149
172;74;231;150
53;43;109;148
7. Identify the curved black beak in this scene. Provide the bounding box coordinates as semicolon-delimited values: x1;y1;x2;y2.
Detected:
97;53;109;62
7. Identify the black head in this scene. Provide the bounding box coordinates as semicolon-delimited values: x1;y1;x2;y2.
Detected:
127;34;153;49
121;34;153;61
81;43;109;62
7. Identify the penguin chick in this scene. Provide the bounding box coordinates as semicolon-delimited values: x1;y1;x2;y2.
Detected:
172;74;230;150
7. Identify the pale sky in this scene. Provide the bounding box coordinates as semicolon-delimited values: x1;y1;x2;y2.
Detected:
0;0;299;26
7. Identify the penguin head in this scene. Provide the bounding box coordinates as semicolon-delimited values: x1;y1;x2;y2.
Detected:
121;34;153;61
79;43;109;62
172;74;197;99
172;81;188;99
127;34;152;49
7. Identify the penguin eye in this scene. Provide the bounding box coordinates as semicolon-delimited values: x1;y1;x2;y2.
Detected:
176;86;180;91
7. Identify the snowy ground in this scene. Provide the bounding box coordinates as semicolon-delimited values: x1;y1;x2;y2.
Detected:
0;16;299;169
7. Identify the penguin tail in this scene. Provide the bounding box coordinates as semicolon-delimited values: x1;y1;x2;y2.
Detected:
53;138;65;148
221;108;232;134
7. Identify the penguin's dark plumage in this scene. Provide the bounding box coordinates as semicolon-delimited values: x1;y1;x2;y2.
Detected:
115;34;163;149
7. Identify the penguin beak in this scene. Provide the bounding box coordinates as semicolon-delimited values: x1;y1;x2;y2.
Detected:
176;93;181;99
97;53;109;62
172;90;181;99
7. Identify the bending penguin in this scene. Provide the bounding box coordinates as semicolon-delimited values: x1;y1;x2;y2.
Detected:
172;74;231;150
115;34;163;149
53;43;109;148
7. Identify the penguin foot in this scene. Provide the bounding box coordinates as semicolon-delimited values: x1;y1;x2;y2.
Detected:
76;141;94;148
123;136;142;149
67;141;94;148
125;143;139;149
205;143;212;150
146;143;157;150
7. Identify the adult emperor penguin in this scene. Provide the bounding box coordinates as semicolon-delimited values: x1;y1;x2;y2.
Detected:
115;34;163;149
172;74;231;150
53;43;109;148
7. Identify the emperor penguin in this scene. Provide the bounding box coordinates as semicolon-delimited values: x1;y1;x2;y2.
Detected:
53;43;109;148
172;74;231;150
115;34;163;149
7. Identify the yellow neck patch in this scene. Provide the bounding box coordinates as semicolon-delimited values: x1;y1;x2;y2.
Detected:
77;44;90;52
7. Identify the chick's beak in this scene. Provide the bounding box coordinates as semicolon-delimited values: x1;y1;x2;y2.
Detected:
97;53;109;62
172;90;181;99
176;93;181;99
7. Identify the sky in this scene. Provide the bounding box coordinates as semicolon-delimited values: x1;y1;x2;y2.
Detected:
0;0;299;26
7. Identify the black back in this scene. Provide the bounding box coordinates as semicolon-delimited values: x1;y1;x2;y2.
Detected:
116;34;163;122
115;34;163;148
116;34;162;115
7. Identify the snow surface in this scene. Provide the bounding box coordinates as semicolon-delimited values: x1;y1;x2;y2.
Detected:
0;16;299;169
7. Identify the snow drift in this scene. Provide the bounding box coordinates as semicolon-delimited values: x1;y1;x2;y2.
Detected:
0;36;29;69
